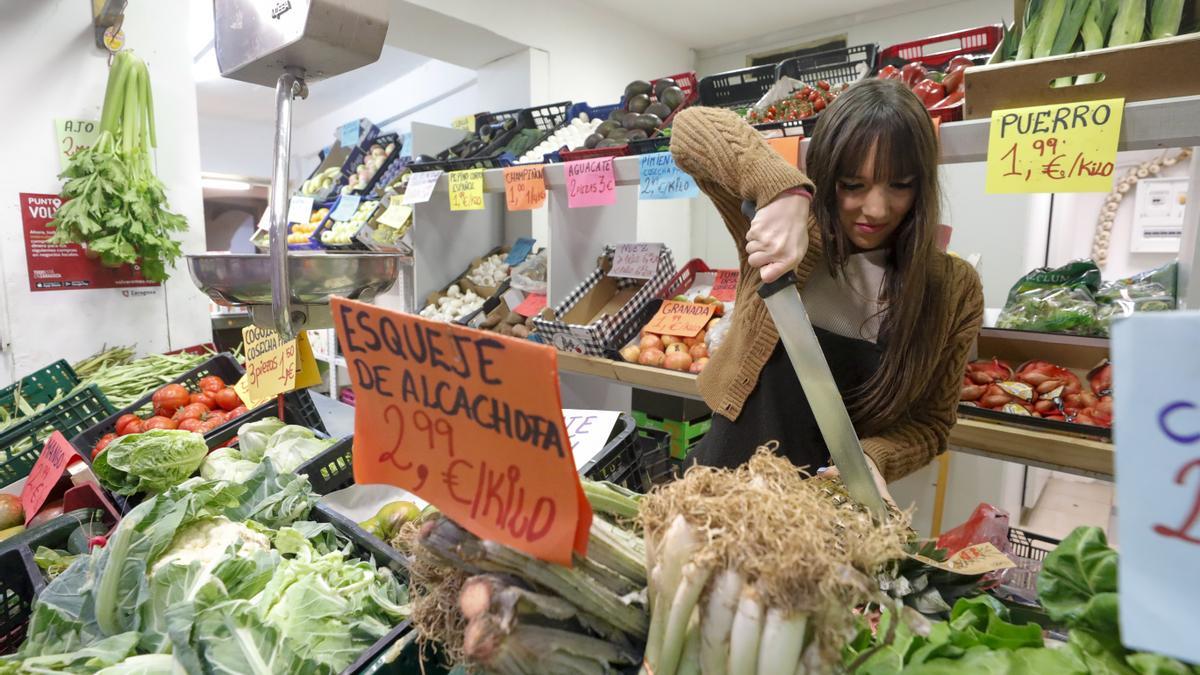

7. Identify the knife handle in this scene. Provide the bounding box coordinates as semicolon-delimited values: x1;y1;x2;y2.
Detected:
757;271;799;299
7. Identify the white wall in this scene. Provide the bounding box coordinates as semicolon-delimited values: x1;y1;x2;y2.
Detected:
198;116;275;179
0;0;211;381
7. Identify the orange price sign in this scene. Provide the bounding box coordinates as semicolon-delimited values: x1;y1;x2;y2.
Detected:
644;300;716;338
22;432;75;525
504;165;547;211
332;296;592;565
711;269;739;302
768;136;802;169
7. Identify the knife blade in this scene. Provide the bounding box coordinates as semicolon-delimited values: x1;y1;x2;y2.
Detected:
742;199;887;516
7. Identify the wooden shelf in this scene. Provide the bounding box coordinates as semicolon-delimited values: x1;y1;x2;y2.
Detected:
556;351;1114;478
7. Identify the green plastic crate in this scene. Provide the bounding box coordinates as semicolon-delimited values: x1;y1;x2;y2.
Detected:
0;385;114;487
0;360;80;417
633;410;711;460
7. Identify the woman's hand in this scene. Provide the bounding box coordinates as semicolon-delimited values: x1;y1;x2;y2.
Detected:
746;192;811;283
818;456;896;508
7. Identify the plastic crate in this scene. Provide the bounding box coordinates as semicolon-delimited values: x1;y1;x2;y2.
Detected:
879;25;1004;70
297;434;354;496
658;259;715;301
578;413;639;482
776;43;879;85
0;385;115;488
628;135;672;156
558;143;631;163
699;64;778;109
0;546;42;655
633;410;711;461
566;101;622;124
353;133;405;197
0;360;79;412
68;353;247;456
413;102;571;173
310;501;408;578
0;507;116;656
1005;527;1060;593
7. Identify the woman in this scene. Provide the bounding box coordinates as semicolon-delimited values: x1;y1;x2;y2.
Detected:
670;78;983;485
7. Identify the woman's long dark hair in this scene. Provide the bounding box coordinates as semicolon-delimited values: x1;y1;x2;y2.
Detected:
804;78;944;434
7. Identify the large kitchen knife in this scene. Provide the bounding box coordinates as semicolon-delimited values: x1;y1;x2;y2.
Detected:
743;200;888;516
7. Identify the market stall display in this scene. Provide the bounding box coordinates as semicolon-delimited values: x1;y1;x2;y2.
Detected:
342;133;400;196
558;73;698;160
959;357;1113;431
320;198;381;248
412;102;571;172
287;206;329;246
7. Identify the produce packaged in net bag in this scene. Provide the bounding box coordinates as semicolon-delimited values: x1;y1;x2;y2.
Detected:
996;259;1105;336
510;252;547;294
1096;261;1177;326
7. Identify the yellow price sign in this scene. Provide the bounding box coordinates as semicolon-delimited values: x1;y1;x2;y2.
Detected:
986;98;1125;194
451;114;476;133
234;326;299;407
448;168;485;211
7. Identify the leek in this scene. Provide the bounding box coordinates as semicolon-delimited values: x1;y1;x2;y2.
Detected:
1109;0;1147;46
1034;0;1069;58
1051;0;1093;85
1017;0;1045;59
1078;0;1120;83
1150;0;1185;39
727;586;765;675
659;563;712;675
700;570;743;675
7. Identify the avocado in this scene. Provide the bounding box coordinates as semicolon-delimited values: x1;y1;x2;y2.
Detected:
645;102;673;120
634;114;663;132
660;86;686;111
596;120;620;137
597;139;624;148
608;108;625;122
607;128;630;142
627;94;651;114
478;123;497;142
465;140;486;156
625;129;649;141
585;133;603;149
622;112;644;131
653;78;678;99
624;80;653;100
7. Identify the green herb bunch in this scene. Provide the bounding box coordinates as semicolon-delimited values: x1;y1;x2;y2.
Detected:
49;50;187;282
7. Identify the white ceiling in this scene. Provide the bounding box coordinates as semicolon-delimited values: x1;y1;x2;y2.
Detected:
189;0;428;126
582;0;913;50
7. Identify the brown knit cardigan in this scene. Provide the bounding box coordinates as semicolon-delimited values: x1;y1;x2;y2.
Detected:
670;106;984;482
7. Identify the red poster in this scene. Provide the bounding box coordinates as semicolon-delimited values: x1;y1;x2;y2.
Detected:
19;193;158;292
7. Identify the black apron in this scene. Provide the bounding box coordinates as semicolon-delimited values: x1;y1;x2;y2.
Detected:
690;327;883;472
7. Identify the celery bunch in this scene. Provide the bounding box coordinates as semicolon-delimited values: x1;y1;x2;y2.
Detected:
49;51;187;282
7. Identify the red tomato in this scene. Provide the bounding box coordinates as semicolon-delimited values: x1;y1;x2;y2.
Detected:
173;403;210;421
207;411;229;425
227;405;250;419
190;392;216;408
816;80;830;91
114;414;140;435
214;388;242;411
151;384;190;415
198;376;226;393
120;419;145;436
92;433;117;459
177;418;204;433
813;97;827;112
198;417;225;433
143;416;178;431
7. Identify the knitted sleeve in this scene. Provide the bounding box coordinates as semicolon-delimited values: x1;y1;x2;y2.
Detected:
670;107;814;240
860;258;985;482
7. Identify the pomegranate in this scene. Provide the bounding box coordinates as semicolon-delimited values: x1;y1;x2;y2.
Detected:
689;343;708;360
619;345;641;363
638;348;665;367
663;352;693;372
640;334;663;352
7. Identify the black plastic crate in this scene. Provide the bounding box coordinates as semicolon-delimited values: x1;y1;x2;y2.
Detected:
0;546;42;655
297;434;354;496
1005;527;1060;594
699;64;778;109
628;135;673;156
353;133;405;197
776;43;879;85
0;360;79;411
411;102;571;173
69;353;248;456
0;385;115;487
204;388;328;447
310;500;408;577
579;413;639;481
581;416;677;493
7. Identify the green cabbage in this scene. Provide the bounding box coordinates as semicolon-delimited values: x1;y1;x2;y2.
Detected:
199;417;334;482
93;430;209;496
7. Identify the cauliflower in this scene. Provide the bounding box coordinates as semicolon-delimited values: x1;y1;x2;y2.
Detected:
151;516;271;574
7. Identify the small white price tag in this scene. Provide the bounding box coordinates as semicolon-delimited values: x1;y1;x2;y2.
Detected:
610;243;663;280
330;194;362;221
402;171;444;206
1114;312;1200;664
287;195;315;224
563;409;622;471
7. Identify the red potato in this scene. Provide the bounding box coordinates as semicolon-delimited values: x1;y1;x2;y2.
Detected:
1089;361;1113;396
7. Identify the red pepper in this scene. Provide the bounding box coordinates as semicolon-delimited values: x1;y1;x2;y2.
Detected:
942;68;965;94
912;79;946;108
877;65;901;81
900;63;928;88
947;55;975;73
929;89;965;110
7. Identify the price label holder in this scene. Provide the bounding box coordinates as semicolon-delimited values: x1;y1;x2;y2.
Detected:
644;300;716;338
506;237;536;266
912;542;1016;576
610;243;662;280
514;293;547;318
234;325;299;407
402;170;443;206
448;168;485;211
287;195;315;225
638;152;699;200
330;194;362;221
55;119;100;171
339;120;360;148
563;410;622;471
1113;312;1200;664
711;269;739;302
504;165;547;211
565;157;616;208
332;297;593;565
986;97;1125;194
21;432;75;525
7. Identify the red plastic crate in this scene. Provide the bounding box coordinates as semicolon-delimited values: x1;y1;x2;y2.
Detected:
558;144;631;163
879;25;1003;69
658;259;714;301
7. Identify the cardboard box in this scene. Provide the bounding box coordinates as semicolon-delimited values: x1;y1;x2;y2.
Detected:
965;25;1200;120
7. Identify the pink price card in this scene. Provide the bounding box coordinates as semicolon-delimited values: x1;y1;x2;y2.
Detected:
565;157;616;208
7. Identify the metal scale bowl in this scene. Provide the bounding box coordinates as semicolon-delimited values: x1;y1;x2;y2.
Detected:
188;0;396;338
